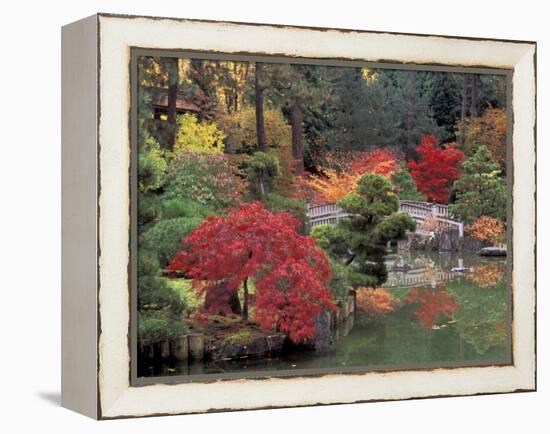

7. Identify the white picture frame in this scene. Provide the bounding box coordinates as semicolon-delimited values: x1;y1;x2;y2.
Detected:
61;13;536;419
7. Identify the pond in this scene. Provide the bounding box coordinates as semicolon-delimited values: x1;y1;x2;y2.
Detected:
146;251;511;378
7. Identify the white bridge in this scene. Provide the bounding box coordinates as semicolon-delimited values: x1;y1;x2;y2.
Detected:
307;200;464;237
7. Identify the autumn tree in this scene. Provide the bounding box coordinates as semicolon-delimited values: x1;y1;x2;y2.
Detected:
465;216;506;245
312;174;416;288
456;108;507;169
408;135;464;204
168;202;334;343
449;145;506;223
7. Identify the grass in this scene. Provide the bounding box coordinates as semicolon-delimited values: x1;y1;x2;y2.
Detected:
222;329;254;346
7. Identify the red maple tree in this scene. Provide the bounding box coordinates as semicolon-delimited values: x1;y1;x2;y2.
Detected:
168;202;334;343
407;285;460;328
407;135;464;204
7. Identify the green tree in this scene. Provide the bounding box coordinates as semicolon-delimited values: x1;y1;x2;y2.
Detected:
449;145;507;223
312;174;416;288
243;152;281;197
137;249;187;346
391;164;427;201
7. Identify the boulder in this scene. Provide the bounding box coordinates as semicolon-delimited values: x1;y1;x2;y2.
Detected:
478;247;507;257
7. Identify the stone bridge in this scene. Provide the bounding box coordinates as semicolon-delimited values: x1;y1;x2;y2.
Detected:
307;200;464;237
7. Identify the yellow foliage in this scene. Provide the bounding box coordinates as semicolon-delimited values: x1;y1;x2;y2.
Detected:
174;113;225;155
217;106;291;152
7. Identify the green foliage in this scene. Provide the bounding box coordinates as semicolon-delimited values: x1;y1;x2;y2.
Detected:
174;113;225;155
138;194;161;234
164;278;202;312
243;152;281;197
138;135;167;193
164;152;246;209
326;258;352;298
137;311;188;346
137;249;188;345
160;197;214;220
261;193;309;229
313;174;416;289
449;145;507;223
391;165;427;201
141;217;204;268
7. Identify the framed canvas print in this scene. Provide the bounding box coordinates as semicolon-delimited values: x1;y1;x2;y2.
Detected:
61;13;536;419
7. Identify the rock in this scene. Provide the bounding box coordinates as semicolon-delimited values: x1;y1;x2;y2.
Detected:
266;334;285;353
478;247;507;257
392;256;412;271
209;332;286;362
451;267;474;273
314;311;332;352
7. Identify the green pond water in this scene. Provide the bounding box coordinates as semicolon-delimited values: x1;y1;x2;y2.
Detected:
144;251;511;378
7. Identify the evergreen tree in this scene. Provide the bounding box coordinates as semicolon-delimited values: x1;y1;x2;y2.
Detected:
428;73;462;143
449;145;507;223
312;174;416;288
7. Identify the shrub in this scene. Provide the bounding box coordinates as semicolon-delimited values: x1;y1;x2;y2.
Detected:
174;113;225;155
243;152;281;197
141;217;204;268
262;193;308;229
138;135;167;193
160;197;214;220
164;152;246;209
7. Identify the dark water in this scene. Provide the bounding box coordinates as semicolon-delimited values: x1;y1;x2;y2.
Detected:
142;251;511;378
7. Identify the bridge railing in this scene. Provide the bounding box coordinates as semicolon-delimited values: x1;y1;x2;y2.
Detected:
308;200;463;236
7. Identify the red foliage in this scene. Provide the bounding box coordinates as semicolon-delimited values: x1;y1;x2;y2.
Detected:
407;285;460;328
407;135;464;204
168;202;334;343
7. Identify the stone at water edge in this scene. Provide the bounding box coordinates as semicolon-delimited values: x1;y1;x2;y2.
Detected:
478;247;507;257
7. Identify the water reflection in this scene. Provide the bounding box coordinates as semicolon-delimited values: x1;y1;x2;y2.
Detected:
142;251;510;377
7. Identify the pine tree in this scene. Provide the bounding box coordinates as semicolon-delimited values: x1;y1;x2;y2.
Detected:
311;174;416;288
449;145;507;223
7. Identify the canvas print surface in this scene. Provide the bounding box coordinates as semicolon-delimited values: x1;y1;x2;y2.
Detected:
134;54;511;380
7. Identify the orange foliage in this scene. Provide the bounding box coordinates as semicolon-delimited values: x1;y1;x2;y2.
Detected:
356;287;399;316
350;148;398;178
459;108;507;168
465;216;505;244
467;262;506;288
301;149;398;204
407;285;460;328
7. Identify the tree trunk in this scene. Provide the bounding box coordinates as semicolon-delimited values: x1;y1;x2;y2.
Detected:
460;74;469;145
461;74;469;121
290;97;304;175
406;71;417;148
470;74;478;117
254;62;267;151
242;277;249;321
166;57;179;149
233;63;239;112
